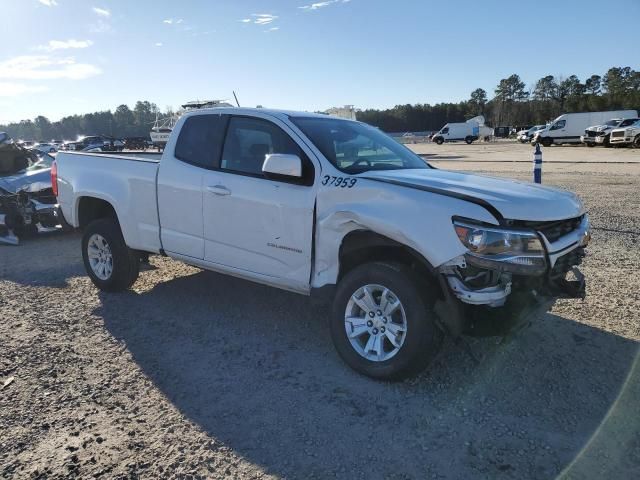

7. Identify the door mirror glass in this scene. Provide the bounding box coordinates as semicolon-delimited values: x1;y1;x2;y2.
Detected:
262;153;302;178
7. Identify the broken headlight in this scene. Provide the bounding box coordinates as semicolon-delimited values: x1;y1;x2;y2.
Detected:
453;220;547;275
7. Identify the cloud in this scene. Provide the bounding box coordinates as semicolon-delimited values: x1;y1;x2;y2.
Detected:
154;42;163;47
251;14;278;25
240;13;279;26
163;19;173;24
299;0;350;10
163;18;184;25
36;39;94;52
92;7;110;17
240;13;278;25
38;0;58;6
266;27;280;32
0;82;49;97
0;56;102;81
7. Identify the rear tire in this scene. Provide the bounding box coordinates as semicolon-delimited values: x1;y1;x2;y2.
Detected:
330;262;443;380
82;217;139;292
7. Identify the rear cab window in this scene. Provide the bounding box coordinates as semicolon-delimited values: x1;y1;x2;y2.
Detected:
174;114;228;168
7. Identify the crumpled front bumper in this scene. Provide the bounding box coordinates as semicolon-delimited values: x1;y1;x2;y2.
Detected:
436;216;590;336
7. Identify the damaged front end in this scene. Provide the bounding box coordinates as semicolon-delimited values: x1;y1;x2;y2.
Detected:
437;215;590;336
0;133;63;246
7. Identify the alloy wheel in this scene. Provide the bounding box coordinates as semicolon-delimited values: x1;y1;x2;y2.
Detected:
344;284;407;362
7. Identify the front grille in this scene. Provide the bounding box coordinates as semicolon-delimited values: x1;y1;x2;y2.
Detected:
514;215;584;243
585;130;597;137
538;216;584;242
611;131;625;138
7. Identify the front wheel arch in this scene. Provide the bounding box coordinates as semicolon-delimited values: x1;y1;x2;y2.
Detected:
338;230;442;298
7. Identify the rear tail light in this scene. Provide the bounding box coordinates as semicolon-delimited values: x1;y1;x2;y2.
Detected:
51;161;58;197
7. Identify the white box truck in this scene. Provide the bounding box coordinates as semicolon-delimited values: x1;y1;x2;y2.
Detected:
532;110;638;146
432;116;493;145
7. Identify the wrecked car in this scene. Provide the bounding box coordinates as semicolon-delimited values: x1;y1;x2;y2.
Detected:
54;109;590;380
1;132;67;246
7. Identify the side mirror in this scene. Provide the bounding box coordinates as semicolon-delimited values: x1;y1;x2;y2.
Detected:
262;153;302;178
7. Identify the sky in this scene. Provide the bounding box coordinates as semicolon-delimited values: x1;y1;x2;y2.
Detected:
1;0;639;124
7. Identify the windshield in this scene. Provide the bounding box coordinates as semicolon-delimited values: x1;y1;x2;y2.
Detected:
290;116;429;173
605;120;620;127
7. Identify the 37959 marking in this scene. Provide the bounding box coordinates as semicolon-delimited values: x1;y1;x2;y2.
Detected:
322;176;357;188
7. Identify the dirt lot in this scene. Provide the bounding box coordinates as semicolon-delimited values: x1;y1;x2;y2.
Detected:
1;143;639;479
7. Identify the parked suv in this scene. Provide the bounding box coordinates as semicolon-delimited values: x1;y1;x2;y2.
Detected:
609;119;640;148
581;118;639;147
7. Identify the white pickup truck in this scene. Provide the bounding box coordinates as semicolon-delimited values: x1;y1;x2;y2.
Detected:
54;108;590;380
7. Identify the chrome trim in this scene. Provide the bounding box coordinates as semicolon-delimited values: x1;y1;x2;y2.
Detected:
445;275;511;307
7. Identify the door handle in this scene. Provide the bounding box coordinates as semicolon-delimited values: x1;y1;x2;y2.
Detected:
207;185;231;196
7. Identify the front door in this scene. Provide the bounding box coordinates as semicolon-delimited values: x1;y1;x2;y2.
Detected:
202;115;317;290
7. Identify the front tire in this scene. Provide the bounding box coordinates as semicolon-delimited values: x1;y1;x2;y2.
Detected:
82;218;139;292
633;135;640;149
434;137;444;145
464;136;473;144
330;262;443;380
541;137;553;147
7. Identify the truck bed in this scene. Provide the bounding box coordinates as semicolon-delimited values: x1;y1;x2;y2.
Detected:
59;151;163;162
55;151;162;253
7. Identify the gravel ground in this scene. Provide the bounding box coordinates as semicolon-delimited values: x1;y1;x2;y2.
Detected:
1;147;639;479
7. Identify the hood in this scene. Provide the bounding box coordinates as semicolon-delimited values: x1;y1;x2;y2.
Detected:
361;169;585;222
0;165;52;194
586;124;611;133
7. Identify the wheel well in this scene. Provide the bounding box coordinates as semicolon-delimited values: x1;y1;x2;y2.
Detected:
338;230;442;296
77;197;118;229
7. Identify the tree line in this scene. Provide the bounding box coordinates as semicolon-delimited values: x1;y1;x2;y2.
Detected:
0;101;167;142
1;66;638;140
358;66;639;132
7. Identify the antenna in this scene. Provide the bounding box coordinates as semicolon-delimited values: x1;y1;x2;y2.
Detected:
233;91;241;107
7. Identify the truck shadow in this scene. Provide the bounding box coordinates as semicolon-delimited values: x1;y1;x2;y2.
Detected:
96;268;639;479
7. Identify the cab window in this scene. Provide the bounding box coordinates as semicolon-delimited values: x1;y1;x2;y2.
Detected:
551;120;566;130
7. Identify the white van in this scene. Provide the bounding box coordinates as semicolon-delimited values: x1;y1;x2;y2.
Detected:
432;116;493;145
532;110;638;146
